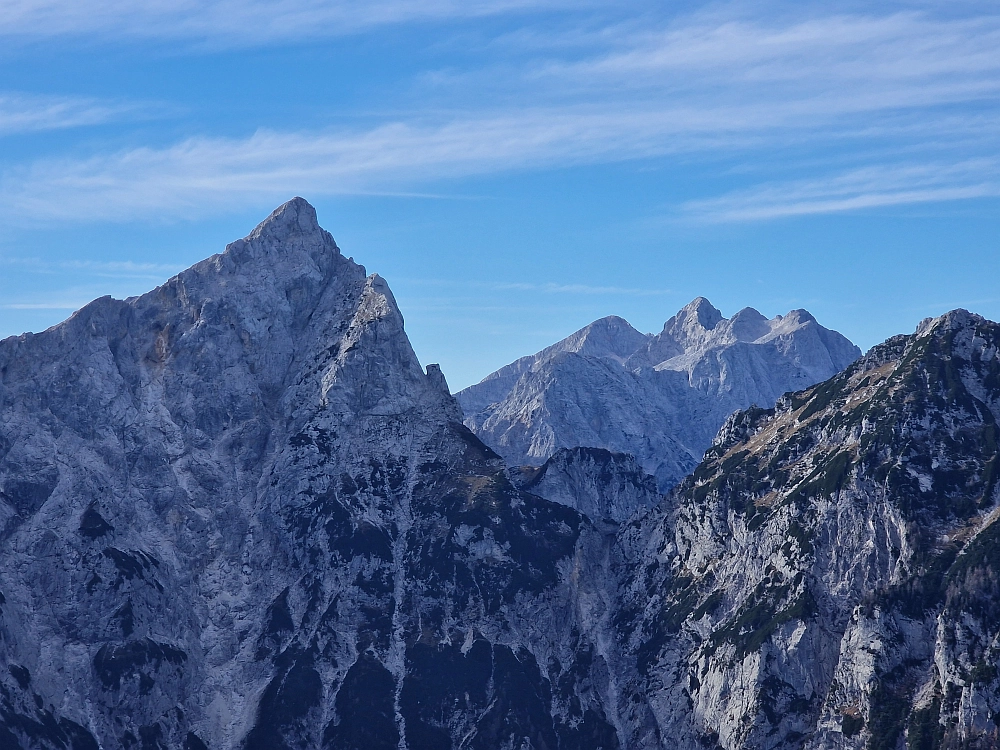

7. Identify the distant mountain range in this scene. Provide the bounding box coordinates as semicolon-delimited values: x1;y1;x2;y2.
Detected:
458;298;861;493
3;199;999;750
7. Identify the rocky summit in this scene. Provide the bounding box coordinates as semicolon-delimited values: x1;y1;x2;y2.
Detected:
612;308;1000;749
457;299;860;494
1;199;999;750
0;199;616;749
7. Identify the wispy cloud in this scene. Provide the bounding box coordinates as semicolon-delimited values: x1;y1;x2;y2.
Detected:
552;11;1000;90
682;160;1000;221
0;93;150;136
0;256;186;278
0;301;84;310
433;9;1000;115
1;5;998;221
0;0;571;45
0;111;738;221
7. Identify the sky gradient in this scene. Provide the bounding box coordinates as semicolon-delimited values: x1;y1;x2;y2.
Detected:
1;0;998;389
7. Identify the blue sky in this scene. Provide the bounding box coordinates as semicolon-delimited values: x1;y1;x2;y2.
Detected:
0;0;998;389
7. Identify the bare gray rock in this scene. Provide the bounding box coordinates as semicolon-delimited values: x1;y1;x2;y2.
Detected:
2;197;999;750
519;447;661;524
458;297;861;493
0;199;618;750
612;309;1000;749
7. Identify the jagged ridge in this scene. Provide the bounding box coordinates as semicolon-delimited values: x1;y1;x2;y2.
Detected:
458;297;860;492
0;199;620;750
613;308;1000;749
2;198;998;750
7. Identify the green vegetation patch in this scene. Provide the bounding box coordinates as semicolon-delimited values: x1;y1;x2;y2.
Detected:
944;520;1000;625
785;451;855;506
842;712;864;738
708;580;817;659
879;539;960;619
797;376;848;421
906;693;944;750
867;664;918;750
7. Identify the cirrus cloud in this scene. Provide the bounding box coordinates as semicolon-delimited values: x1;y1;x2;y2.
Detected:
0;4;998;223
0;0;577;45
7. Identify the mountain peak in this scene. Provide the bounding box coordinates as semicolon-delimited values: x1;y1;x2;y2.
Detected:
582;315;635;333
214;197;340;275
527;314;649;365
674;296;723;331
657;297;724;350
728;307;770;342
250;196;321;242
915;308;985;338
781;308;817;325
461;294;861;490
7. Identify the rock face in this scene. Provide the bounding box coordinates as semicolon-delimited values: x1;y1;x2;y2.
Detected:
0;199;619;749
518;447;661;525
457;298;861;492
3;198;1000;750
612;309;1000;749
456;316;651;418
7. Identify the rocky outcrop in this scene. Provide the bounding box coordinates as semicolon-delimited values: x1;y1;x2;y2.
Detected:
2;197;999;750
612;309;1000;749
457;315;651;418
457;298;860;492
518;447;661;525
0;199;619;750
